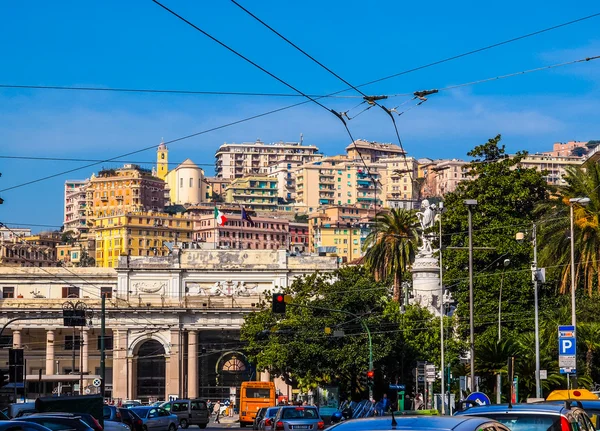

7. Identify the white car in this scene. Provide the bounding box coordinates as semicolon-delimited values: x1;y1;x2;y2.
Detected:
104;421;131;431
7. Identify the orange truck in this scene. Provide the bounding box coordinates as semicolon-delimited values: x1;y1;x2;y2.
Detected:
239;381;276;428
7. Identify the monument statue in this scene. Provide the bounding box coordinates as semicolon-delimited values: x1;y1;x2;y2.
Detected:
415;199;436;257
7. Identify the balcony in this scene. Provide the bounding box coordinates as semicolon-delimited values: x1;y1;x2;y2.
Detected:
115;195;124;200
319;199;333;205
100;196;108;202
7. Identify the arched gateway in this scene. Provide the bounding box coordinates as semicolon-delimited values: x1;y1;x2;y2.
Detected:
136;339;166;398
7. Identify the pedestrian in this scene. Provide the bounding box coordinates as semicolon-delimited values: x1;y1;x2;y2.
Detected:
214;400;221;423
380;394;390;415
207;400;212;414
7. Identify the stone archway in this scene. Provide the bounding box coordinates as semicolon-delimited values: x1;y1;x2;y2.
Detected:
136;339;166;399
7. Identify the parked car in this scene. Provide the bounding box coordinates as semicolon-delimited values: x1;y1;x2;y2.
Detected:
104;421;131;431
0;420;53;431
273;406;324;431
454;402;595;431
6;404;36;420
166;399;209;429
129;407;177;431
104;406;124;423
119;409;144;431
254;408;267;431
18;413;102;431
258;407;281;431
326;415;510;431
14;415;95;431
542;400;600;429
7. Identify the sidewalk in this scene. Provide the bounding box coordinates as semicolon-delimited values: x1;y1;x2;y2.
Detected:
211;414;239;427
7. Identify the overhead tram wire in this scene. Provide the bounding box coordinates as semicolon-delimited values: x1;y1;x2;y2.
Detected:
230;0;415;188
0;84;362;99
3;12;600;195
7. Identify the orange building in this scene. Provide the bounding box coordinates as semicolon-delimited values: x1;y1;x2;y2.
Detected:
86;164;165;219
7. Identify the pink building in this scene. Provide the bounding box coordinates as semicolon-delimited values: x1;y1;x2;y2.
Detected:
193;214;290;250
545;141;588;157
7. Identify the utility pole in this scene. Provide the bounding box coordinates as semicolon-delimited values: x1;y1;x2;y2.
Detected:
532;224;542;399
100;293;106;398
438;204;445;414
465;200;477;392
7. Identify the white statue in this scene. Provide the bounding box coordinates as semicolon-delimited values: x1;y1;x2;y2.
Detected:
210;282;223;296
416;199;436;257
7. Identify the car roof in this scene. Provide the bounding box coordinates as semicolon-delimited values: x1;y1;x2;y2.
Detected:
328;415;499;431
455;403;572;415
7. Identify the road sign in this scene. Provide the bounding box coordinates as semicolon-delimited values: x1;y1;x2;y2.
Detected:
558;325;576;374
389;384;405;391
92;378;102;388
84;388;91;394
466;392;491;406
540;370;547;380
426;365;436;383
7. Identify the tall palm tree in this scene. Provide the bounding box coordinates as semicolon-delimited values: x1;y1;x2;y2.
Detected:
536;163;600;295
362;209;418;302
577;322;600;378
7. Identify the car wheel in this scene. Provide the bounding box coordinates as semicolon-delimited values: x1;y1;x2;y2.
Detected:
168;424;177;431
179;419;188;429
198;425;207;429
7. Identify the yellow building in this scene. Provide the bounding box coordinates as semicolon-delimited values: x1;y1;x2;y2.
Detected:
94;212;193;268
308;206;374;263
224;175;278;212
86;165;166;219
378;156;419;209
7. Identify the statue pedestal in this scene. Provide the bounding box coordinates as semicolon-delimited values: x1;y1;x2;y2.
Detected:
411;255;442;316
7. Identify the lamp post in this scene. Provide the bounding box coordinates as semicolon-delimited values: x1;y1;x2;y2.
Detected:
438;203;445;414
569;197;589;384
464;199;477;392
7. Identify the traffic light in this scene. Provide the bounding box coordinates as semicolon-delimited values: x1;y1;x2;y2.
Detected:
367;369;375;386
272;293;286;314
9;348;23;383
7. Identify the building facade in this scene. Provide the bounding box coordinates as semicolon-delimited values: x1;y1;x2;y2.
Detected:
164;159;209;205
519;154;584;186
0;250;338;402
345;140;406;163
193;214;290;250
267;160;303;202
0;232;61;267
0;226;31;241
64;180;89;234
308;206;374;263
93;212;194;267
224;176;278;212
215;140;322;180
379;156;420;209
86;165;166;219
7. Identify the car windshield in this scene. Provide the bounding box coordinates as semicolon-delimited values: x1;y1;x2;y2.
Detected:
472;413;561;431
281;408;318;420
266;408;279;417
25;420;84;431
130;409;148;418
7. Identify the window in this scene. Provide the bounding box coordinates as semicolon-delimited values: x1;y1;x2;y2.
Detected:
101;286;112;298
97;335;114;350
180;178;183;188
62;286;80;298
2;287;14;299
245;388;271;398
64;335;81;350
161;153;165;159
189;178;193;187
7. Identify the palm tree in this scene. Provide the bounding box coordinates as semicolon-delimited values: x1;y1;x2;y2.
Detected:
536;163;600;295
362;209;418;302
577;322;600;378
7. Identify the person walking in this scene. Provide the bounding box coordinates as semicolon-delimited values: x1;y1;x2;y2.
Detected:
214;400;221;424
380;394;390;415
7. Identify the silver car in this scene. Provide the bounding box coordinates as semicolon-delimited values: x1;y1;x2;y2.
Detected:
326;415;510;431
273;407;323;431
259;407;281;431
129;407;177;431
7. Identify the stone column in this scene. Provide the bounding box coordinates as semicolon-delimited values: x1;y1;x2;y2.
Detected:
187;330;198;399
45;330;55;375
260;370;271;382
112;329;128;402
166;329;181;399
82;329;89;374
12;330;21;348
127;356;134;400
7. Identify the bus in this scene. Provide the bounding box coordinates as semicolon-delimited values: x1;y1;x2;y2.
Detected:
239;381;276;428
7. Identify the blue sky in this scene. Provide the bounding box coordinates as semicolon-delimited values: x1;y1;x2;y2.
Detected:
0;0;599;231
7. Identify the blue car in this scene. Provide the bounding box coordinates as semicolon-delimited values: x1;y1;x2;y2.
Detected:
326;415;510;431
129;407;177;431
454;402;594;431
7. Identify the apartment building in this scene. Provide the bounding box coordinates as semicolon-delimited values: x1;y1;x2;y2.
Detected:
289;222;309;253
93;212;193;267
420;159;469;198
0;232;61;267
0;226;31;241
545;141;589;157
86;165;166;219
308;206;374;263
205;177;231;200
267;160;303;201
64;180;89;234
379;156;420;209
193;214;289;250
346;140;406;163
519;153;583;185
224;176;278;212
295;157;384;212
215;140;322;179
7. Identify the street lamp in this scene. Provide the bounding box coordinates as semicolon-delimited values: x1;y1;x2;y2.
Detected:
569;197;590;327
464;199;477;392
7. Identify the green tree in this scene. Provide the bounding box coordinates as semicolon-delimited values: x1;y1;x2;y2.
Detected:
294;213;309;223
76;251;95;267
441;135;549;390
362;209;418;302
537;163;600;295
